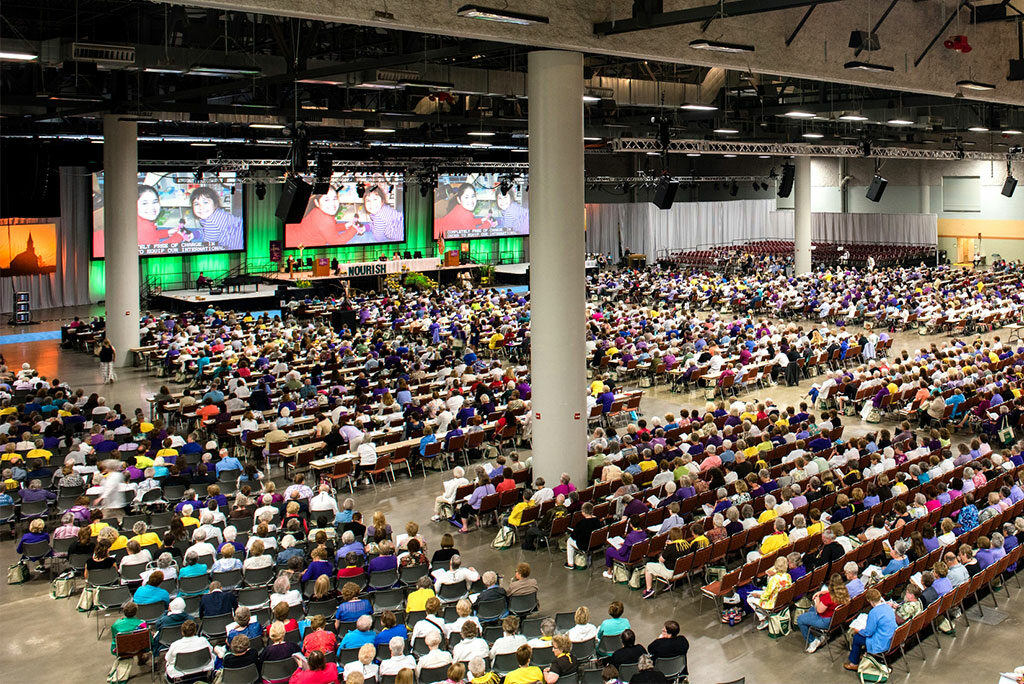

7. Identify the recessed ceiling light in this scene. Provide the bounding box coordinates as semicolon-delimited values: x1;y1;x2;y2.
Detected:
689;39;754;53
844;60;895;73
714;127;739;134
0;51;38;61
681;103;718;111
249;123;285;129
967;126;989;132
839;113;869;121
467;131;495;137
956;79;995;91
887;118;914;126
1002;129;1022;135
802;132;824;139
456;4;549;25
784;110;816;119
363;127;396;133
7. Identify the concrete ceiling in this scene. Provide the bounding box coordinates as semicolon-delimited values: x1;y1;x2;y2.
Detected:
152;0;1024;106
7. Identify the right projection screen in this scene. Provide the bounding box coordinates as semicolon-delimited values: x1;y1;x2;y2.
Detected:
433;173;529;240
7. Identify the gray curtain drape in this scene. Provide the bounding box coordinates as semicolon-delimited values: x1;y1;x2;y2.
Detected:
0;166;92;314
768;211;937;245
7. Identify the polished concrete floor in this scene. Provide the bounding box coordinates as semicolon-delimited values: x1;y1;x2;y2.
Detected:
1;306;1022;683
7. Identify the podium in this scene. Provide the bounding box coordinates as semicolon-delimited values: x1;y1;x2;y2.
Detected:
312;258;331;277
444;250;461;267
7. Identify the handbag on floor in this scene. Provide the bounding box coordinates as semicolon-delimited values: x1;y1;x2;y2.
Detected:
857;654;890;683
50;570;76;599
767;611;791;639
7;561;27;585
77;585;98;612
491;525;515;550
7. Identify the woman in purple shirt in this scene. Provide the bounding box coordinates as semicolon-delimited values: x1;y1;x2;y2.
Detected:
602;520;647;578
455;472;495;534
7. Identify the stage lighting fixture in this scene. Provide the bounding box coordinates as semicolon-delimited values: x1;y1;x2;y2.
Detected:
419;183;429;198
356;184;365;199
255;182;267;200
729;183;739;197
760;182;769;191
752;182;759;191
193;170;203;183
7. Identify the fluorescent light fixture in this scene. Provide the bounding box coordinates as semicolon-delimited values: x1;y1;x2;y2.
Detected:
469;142;493;148
686;153;701;157
48;95;103;102
144;66;186;74
887;118;914;126
839;113;869;121
681;103;718;111
582;95;601;103
249;123;285;129
844;60;895;73
363;127;396;133
190;142;216;147
784;110;816;119
968;126;989;132
802;132;824;138
1002;129;1022;135
189;65;261;76
714;127;739;134
646;151;661;156
456;4;549;25
583;136;603;141
956;79;995;91
467;131;495;137
0;51;38;61
758;155;772;158
723;154;737;158
689;39;754;53
397;79;455;89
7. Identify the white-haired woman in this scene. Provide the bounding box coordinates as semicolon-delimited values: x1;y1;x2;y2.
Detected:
433;466;469;521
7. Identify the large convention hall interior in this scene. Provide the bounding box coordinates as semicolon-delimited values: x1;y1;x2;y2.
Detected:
2;1;1024;683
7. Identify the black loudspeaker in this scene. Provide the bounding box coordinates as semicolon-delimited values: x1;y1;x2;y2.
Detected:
276;177;312;223
1009;59;1024;82
1002;176;1018;198
652;179;679;210
778;163;795;198
865;174;888;202
331;309;359;332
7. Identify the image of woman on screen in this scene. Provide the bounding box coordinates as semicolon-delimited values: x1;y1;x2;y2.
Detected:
362;184;403;242
137;185;183;247
183;186;244;250
434;183;487;237
296;185;360;246
496;187;529;235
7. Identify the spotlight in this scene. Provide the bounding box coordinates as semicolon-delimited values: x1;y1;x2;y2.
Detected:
193;170;203;183
356;184;365;199
419;183;429;198
255;182;267;200
752;182;759;191
729;183;739;197
499;178;512;194
760;182;769;191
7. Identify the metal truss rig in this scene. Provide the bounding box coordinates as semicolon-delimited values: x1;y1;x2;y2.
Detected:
587;175;771;185
612;138;1022;161
137;159;532;172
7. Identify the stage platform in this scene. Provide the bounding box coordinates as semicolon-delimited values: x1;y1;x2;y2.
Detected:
151;285;279;313
261;263;479;290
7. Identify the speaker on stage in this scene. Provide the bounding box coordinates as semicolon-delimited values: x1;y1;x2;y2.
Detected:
778;163;795;198
331;309;359;333
276;177;312;223
865;174;888;202
652;178;678;210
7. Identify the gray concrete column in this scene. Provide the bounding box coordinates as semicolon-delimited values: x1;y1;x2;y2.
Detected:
102;115;141;366
794;155;812;274
527;50;587;488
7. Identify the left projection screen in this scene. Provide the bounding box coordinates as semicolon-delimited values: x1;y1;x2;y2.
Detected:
92;171;245;258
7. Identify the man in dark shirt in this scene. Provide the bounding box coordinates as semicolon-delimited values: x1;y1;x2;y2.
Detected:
646;620;689;673
223;634;260;671
199;581;238;617
475;570;508;606
608;630;646;668
629;655;669;684
565;502;603;570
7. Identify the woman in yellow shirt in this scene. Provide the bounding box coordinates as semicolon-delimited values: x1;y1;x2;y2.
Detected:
746;557;792;629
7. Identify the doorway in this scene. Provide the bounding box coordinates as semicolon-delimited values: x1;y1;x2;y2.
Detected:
956;237;974;264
